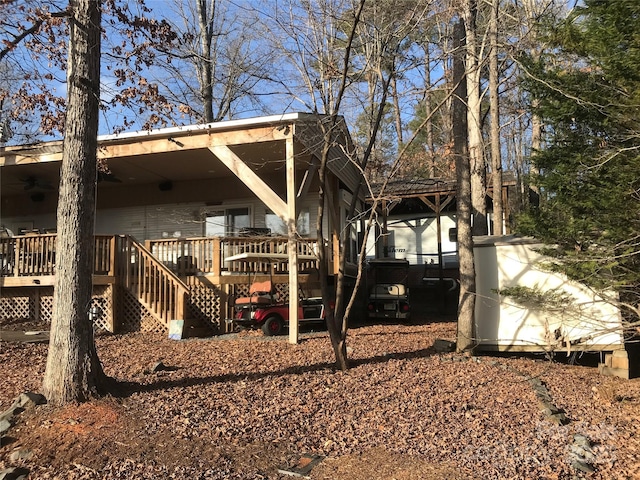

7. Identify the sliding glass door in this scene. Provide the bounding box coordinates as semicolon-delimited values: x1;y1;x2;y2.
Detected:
205;207;250;237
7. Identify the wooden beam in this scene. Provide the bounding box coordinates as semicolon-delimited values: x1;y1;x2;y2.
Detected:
435;193;444;278
0;275;116;287
324;175;340;235
440;194;455;210
296;157;318;201
0;143;64;166
209;145;288;220
418;194;455;212
0;126;289;165
382;199;389;257
330;177;341;275
109;283;117;332
419;195;437;211
502;186;510;234
322;175;340;274
100;126;287;159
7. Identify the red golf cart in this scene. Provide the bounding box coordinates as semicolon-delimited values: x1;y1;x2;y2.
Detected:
225;252;330;336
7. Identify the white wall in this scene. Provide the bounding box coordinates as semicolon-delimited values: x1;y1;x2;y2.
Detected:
366;213;458;266
95;197;319;242
474;236;624;351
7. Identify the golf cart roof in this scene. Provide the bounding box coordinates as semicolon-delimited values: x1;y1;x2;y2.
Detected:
368;259;410;267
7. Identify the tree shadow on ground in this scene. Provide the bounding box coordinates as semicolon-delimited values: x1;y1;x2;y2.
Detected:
106;346;437;398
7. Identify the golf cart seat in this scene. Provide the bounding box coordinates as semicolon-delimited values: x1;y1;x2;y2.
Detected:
371;284;407;296
235;280;275;306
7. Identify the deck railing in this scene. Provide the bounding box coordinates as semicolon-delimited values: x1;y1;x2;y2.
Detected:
1;233;321;330
0;234;115;277
114;236;189;325
147;236;319;276
1;234;320;279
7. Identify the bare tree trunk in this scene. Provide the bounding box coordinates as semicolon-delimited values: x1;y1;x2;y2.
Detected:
489;0;503;235
315;0;367;371
42;0;106;406
196;0;215;122
316;125;348;371
453;18;475;352
463;0;487;237
390;74;403;145
423;43;436;177
529;98;542;204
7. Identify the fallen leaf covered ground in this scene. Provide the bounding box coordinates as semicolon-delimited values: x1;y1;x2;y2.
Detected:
1;319;639;479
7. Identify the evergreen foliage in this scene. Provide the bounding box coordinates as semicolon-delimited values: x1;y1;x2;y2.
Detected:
519;1;640;297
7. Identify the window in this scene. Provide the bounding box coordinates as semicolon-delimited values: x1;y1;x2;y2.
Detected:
205;208;250;237
265;208;310;236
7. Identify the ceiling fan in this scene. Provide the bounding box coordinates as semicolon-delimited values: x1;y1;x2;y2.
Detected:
21;176;54;191
97;171;122;183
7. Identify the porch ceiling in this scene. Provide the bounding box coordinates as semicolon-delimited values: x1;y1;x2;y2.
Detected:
0;135;307;197
1;113;359;201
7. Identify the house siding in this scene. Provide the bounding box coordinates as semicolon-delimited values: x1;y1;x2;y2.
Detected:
95;204;204;240
94;198;320;242
3;197;321;242
2;213;57;235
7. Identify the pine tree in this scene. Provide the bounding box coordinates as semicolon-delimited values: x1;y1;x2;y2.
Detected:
520;1;640;300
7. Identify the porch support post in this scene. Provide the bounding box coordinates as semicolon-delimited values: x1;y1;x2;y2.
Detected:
502;186;510;234
209;141;300;342
286;136;299;344
435;193;443;279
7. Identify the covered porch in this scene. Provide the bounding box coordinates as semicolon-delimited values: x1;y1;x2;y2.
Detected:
0;113;362;341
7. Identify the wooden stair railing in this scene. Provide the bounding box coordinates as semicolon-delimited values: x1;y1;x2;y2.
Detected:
114;235;190;329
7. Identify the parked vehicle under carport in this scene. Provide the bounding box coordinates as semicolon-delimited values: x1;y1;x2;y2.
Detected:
366;258;411;321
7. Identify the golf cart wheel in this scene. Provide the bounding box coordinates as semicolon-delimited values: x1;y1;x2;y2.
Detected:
262;316;284;336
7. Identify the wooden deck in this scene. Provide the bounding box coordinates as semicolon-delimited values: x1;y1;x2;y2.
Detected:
0;234;322;335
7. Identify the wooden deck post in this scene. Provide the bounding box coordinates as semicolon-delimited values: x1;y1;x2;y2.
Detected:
34;288;40;323
13;239;19;277
286;136;299;344
109;283;117;333
108;235;116;276
212;237;221;277
222;283;232;333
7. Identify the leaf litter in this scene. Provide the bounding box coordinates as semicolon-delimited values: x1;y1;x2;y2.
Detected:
1;320;640;479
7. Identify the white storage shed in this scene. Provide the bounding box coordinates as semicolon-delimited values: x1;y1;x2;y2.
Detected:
473;235;625;353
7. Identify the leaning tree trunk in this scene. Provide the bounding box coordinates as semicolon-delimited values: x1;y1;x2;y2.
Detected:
317;137;349;372
42;0;107;406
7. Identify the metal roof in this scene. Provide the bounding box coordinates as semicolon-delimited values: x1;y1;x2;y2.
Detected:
368;171;518;199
